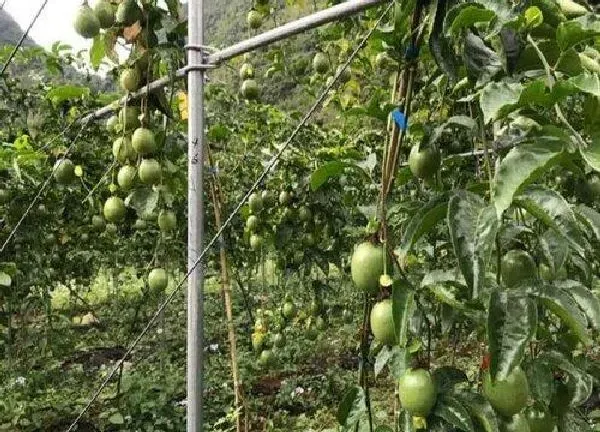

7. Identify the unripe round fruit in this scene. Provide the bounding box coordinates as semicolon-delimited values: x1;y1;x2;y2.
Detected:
247;10;262;29
525;402;555;432
304;233;316;247
119;68;140;92
116;0;142;26
248;192;263;213
117;165;136;190
282;302;296;319
315;316;326;331
54;158;75;184
250;234;263;251
482;367;530;418
105;223;118;235
132;128;157;155
398;369;437;416
94;0;115;29
103;196;126;223
118;107;141;131
241;79;259;100
158;209;177;232
0;188;9;204
342;309;353;324
336;65;351;82
313;52;329;74
106;115;119;133
246;215;259;232
272;333;286;348
370;299;395;345
112;137;135;163
298;206;312;222
138;159;161;185
258;349;273;367
239;63;254;79
408;145;441;179
502;413;531;432
351;242;386;293
133;219;147;230
148;268;168;291
74;4;100;39
91;215;105;230
279;190;292;205
375;52;392;70
501;250;537;288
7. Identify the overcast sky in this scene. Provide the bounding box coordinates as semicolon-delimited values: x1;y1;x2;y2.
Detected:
6;0;88;52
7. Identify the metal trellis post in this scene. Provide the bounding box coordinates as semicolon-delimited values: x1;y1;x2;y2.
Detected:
187;0;204;430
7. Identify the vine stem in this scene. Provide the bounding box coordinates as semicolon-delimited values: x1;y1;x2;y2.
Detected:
356;293;373;432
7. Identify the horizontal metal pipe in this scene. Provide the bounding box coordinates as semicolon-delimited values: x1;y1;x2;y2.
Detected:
82;0;390;123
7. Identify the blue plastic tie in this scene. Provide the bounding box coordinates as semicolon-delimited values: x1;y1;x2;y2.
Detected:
392;109;408;131
405;43;420;60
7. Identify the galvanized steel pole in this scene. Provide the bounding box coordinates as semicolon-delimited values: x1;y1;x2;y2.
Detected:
187;0;204;430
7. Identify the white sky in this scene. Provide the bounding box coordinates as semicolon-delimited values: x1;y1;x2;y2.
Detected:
6;0;89;52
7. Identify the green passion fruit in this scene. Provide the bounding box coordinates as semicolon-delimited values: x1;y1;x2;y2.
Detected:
501;250;537;288
279;190;292;205
482;367;530;418
119;68;141;92
239;63;254;79
0;188;9;204
112;137;135;163
408;144;441;180
103;196;126;223
501;413;531;432
351;242;386;293
74;4;100;39
298;206;312;222
132;128;157;155
247;9;263;29
525;402;555;432
138;159;161;185
398;369;437;417
250;234;263;251
158;210;177;232
94;0;115;28
248;192;263;213
105;223;118;235
117;165;136;190
258;349;274;367
241;79;259;100
313;52;329;74
282;301;296;319
118;107;141;131
106;115;119;133
246;215;259;232
133;218;147;230
54;158;75;184
91;215;106;230
272;333;286;348
370;299;395;345
148;268;168;291
116;0;142;26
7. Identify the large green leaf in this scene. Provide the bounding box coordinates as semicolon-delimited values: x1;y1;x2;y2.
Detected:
539;229;569;273
457;392;500;432
432;367;468;394
448;191;498;298
430;0;459;81
310;161;367;191
479;81;523;124
463;31;502;86
580;133;600;172
487;291;537;381
569;72;600;97
493;140;564;218
575;204;600;241
539;284;591;345
0;272;11;287
557;19;600;52
450;5;495;34
433;395;475;432
337;386;366;427
556;279;600;330
397;194;449;258
537;351;594;406
515;186;587;257
126;188;160;216
392;280;414;347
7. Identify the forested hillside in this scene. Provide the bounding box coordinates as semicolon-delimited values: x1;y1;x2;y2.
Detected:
0;9;35;47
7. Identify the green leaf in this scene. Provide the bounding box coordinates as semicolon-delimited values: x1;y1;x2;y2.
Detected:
556;280;600;330
108;413;124;425
479;82;523;124
448;191;498;298
310;161;367;191
539;284;591;345
421;269;466;288
487;291;537;381
575;204;600;241
557;20;600;52
515;186;587;257
90;34;106;71
432;367;468;394
569;72;600;97
388;346;409;380
581;133;600;172
397;193;449;258
539;229;569;273
0;272;11;287
392;281;414;347
429;0;459;81
46;85;91;105
463;32;502;86
525;6;544;28
493;140;564;218
125;188;160;216
457;392;500;432
433;395;475;432
537;351;594;406
338;386;366;427
450;5;495;34
374;345;391;377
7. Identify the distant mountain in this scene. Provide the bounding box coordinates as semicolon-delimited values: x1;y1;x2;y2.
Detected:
0;8;36;47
